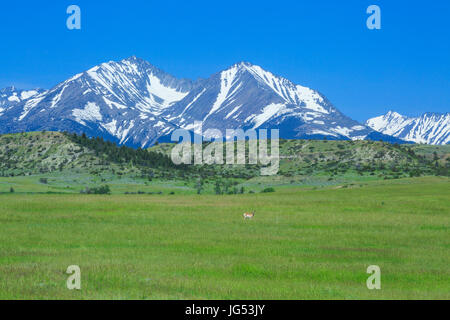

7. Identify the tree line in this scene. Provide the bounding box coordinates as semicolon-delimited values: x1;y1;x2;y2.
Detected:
64;132;189;171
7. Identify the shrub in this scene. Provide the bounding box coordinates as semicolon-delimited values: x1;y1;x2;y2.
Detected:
261;187;275;193
80;185;111;195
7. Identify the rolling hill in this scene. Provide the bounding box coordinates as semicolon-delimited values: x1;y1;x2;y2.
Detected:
0;132;447;194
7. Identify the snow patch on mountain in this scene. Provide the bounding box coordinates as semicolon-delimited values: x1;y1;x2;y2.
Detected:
72;102;103;125
102;119;118;136
225;104;243;120
119;120;135;144
103;97;128;110
8;94;20;102
50;85;66;108
179;88;207;120
19;93;46;121
145;74;188;109
205;66;240;121
250;103;288;128
1;87;43;116
20;90;39;100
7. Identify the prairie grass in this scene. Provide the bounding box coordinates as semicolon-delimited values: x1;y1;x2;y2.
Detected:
0;177;448;299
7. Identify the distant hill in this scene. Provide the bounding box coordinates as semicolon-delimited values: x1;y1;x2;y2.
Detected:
151;138;449;179
0;132;448;181
0;131;182;179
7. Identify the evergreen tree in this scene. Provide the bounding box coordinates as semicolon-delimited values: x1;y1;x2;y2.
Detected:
214;180;222;195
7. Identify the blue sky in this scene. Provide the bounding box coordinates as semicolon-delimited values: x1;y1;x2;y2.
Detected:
0;0;448;121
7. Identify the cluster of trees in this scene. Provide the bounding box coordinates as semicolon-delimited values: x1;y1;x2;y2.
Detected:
80;185;111;194
213;180;246;195
65;132;187;171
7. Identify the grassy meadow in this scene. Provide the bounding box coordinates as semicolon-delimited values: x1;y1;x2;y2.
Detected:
0;176;448;299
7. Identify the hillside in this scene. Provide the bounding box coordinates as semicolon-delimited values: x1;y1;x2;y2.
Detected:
0;132;448;194
0;131;180;179
0;131;100;176
150;139;449;179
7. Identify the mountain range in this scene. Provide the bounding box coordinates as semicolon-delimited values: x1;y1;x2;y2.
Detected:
0;56;447;147
366;111;449;145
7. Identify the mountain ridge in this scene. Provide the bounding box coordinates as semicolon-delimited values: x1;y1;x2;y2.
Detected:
0;56;411;147
366;111;449;145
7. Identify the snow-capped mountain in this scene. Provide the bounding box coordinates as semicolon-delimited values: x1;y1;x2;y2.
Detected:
0;57;192;147
163;62;375;141
0;56;404;147
0;86;44;117
366;111;450;145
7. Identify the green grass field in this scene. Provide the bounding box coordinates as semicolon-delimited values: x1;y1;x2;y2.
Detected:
0;176;448;299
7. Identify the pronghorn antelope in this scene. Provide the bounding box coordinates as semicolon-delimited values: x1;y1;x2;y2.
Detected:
243;212;255;220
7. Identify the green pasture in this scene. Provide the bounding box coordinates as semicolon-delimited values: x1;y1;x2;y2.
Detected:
0;176;448;299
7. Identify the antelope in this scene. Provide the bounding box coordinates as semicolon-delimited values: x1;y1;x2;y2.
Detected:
243;212;255;220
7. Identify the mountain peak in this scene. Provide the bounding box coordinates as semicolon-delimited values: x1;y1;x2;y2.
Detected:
220;61;254;73
114;56;156;70
236;61;254;68
385;110;404;118
122;55;144;63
